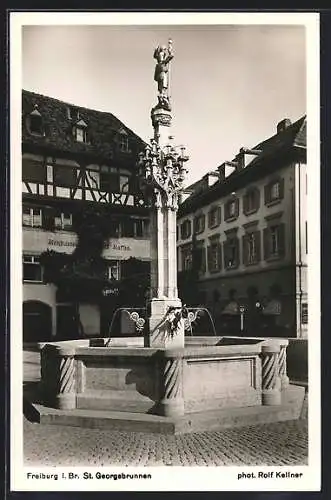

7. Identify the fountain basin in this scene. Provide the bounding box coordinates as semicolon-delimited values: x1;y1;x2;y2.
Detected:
33;336;306;434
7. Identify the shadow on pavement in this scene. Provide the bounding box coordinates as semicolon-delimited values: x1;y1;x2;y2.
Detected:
23;381;41;423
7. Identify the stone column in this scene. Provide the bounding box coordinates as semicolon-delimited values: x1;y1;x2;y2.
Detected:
279;339;290;389
157;349;184;417
261;341;281;406
40;344;76;410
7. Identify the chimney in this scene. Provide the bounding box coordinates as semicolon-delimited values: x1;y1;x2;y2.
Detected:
277;118;292;134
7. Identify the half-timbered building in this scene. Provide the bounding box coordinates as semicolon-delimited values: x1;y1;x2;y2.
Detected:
22;90;150;342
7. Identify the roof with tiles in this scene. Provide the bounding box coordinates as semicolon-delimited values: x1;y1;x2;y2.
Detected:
179;115;306;217
22;90;147;165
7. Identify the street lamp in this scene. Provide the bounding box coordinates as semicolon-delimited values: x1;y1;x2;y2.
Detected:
239;305;245;333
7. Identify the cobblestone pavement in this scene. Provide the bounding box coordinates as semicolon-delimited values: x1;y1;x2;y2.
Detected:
24;418;308;467
23;347;308;467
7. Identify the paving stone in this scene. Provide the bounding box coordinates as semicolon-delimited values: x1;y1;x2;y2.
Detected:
23;417;308;467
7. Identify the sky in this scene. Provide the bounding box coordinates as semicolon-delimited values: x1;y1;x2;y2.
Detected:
22;23;306;185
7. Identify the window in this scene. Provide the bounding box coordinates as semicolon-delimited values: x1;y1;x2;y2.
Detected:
301;303;308;324
122;218;135;237
133;219;148;238
208;206;221;228
27;108;44;136
100;167;120;193
181;246;192;271
207;241;222;272
243;231;261;265
22;159;45;183
265;178;284;205
75;127;86;143
30;114;43;134
263;224;285;260
243;188;260;215
224;198;239;221
119;131;129;152
180;220;192;240
194;245;206;274
194;214;205;234
54;165;77;188
22;206;42;228
23;255;43;282
54;212;72;230
119;175;129;193
67;106;80;121
108;220;121;238
107;261;121;281
224;237;239;269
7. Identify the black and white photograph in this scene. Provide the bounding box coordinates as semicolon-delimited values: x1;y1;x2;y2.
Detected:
10;11;320;492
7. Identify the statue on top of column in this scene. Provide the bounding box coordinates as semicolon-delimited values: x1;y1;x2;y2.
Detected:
153;39;173;111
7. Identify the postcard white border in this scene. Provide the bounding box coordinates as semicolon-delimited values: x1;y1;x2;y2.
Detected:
10;11;320;492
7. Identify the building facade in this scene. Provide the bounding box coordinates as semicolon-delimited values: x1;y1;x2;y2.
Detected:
177;117;307;338
22;90;151;342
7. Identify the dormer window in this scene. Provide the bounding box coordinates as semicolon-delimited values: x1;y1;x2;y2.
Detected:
67;106;80;122
26;106;44;136
118;128;129;152
73;119;88;143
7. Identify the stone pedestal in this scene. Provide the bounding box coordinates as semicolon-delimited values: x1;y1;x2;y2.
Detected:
157;349;184;417
40;345;76;410
261;341;281;406
145;298;185;349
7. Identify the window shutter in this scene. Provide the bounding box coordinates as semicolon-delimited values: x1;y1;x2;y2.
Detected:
207;246;212;271
201;247;207;273
208;211;212;228
264;185;270;205
224;203;229;221
255;230;261;262
234;238;240;268
217;242;222;270
255;189;261;210
217;206;222;225
42;207;55;231
235;199;239;217
278;223;285;257
279;178;285;200
263;228;270;260
243;194;248;215
223;241;228;269
242;234;248;266
201;215;205;232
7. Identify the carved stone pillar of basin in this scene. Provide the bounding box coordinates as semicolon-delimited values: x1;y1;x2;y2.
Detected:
40;344;76;410
278;339;290;389
261;341;281;406
157;349;184;417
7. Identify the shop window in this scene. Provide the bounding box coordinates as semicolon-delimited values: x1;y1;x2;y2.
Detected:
22;206;42;228
243;188;260;215
23;255;43;282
